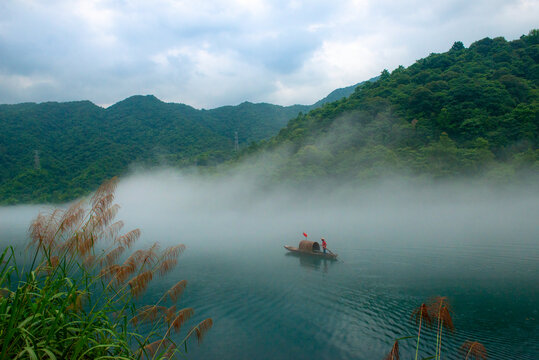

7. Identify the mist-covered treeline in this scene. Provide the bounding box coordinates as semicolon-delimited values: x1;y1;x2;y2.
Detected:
244;30;538;182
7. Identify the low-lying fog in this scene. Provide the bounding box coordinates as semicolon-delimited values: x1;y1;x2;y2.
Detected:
1;168;538;257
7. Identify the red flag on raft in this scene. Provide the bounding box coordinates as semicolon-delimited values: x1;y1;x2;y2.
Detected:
303;232;308;238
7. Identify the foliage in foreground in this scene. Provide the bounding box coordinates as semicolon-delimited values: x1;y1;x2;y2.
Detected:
384;296;487;360
0;178;212;359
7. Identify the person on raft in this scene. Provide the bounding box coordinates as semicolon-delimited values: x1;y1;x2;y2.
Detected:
321;238;327;254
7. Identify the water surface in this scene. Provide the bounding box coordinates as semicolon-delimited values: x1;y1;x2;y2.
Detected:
1;175;537;359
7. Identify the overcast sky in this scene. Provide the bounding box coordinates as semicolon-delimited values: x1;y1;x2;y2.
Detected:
0;0;537;108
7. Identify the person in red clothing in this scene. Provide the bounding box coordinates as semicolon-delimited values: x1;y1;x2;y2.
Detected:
321;238;327;254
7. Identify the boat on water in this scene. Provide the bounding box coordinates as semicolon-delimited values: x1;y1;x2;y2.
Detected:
284;240;338;260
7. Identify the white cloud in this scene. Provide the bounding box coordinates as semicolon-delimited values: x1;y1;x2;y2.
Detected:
0;0;537;108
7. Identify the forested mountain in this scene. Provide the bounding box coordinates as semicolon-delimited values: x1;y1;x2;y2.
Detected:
245;30;538;182
0;85;361;204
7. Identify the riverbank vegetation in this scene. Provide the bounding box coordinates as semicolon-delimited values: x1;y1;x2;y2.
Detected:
0;178;212;359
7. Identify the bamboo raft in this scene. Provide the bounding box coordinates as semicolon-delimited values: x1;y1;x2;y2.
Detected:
284;240;338;260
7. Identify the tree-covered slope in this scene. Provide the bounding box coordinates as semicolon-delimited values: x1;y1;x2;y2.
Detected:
0;86;360;204
251;30;538;181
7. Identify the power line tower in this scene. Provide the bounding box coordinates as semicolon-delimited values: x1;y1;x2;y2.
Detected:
234;131;239;152
34;150;41;170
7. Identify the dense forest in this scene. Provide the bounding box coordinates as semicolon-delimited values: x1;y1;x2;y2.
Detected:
242;30;538;183
0;84;363;204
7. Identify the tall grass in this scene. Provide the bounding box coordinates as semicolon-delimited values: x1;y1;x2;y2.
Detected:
0;177;212;359
383;297;487;360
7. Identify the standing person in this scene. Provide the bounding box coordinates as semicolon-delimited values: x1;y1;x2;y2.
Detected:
321;238;327;254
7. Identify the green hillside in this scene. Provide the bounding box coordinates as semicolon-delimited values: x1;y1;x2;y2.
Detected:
0;86;361;204
249;30;538;182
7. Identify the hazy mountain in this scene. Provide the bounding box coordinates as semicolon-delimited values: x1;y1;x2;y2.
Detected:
241;30;538;183
0;84;360;203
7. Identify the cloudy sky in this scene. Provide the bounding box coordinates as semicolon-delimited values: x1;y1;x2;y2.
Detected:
0;0;537;108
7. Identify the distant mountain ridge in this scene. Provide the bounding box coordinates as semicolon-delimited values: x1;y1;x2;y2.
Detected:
0;82;364;203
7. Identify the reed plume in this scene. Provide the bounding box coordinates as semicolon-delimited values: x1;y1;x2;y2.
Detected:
131;305;169;326
116;228;141;248
139;339;174;359
66;292;84;312
100;264;121;279
158;258;178;276
427;296;454;360
384;340;400;360
169;308;195;333
166;280;188;302
102;245;125;266
106;220;124;240
411;303;432;360
128;271;153;297
193;318;213;344
58;201;85;233
29;210;62;249
460;341;487;360
90;176;118;208
163;244;186;260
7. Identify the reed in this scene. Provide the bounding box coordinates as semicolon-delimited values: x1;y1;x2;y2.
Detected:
384;340;400;360
411;303;432;360
460;341;487;360
427;296;454;360
0;177;212;359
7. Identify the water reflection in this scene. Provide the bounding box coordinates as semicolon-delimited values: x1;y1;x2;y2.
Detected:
285;252;335;272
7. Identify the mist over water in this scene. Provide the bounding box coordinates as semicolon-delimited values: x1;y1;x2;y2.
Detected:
1;169;538;359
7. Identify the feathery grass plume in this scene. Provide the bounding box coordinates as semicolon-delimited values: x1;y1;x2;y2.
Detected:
116;228;141;248
139;339;174;359
166;280;188;302
427;296;454;360
106;220;124;240
82;254;96;268
412;303;432;360
102;245;125;266
165;305;177;324
158;258;178;276
58;200;85;233
131;305;169;326
129;271;153;297
91;176;118;208
76;231;96;257
412;303;432;326
112;264;136;284
163;244;186;260
92;203;120;231
384;340;400;360
170;308;194;333
193;318;213;344
438;306;454;332
66;292;84;312
100;264;121;279
29;210;62;249
460;341;487;360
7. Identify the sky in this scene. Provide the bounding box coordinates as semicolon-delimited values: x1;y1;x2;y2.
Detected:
0;0;537;109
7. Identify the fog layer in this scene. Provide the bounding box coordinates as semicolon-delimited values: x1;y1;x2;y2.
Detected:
2;169;537;256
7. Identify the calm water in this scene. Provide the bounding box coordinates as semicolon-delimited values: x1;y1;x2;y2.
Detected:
1;177;538;359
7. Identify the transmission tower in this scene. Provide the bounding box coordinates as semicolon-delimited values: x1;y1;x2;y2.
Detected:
34;150;41;170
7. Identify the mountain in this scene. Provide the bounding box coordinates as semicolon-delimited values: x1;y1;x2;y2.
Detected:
0;85;360;204
243;30;539;182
